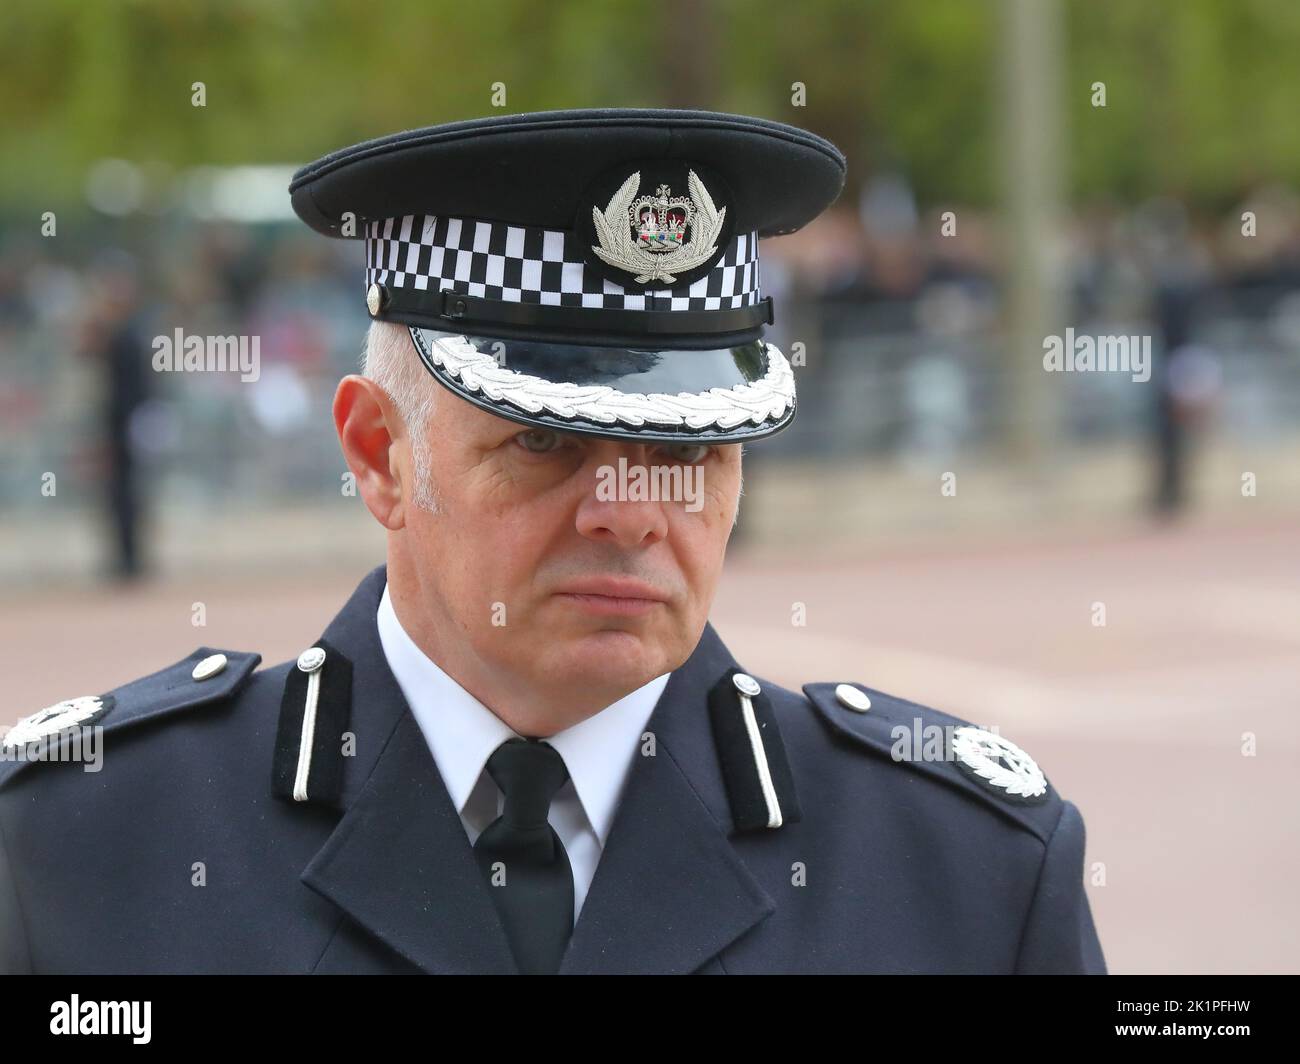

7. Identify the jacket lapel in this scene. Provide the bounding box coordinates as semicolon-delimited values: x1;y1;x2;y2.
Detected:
301;710;517;974
558;622;776;974
296;565;516;974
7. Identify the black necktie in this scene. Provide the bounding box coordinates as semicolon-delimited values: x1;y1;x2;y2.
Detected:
472;737;574;974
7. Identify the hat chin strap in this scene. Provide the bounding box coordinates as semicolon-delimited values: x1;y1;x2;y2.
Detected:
408;327;794;432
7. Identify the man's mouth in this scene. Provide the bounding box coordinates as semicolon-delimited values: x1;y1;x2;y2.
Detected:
552;577;670;617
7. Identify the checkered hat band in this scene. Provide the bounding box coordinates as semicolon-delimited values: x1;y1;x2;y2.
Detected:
365;215;761;312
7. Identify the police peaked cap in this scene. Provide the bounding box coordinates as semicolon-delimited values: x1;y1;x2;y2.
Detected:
290;108;846;443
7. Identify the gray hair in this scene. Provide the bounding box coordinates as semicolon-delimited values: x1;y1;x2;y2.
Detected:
361;320;443;512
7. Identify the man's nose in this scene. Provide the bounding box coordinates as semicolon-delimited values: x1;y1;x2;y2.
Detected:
574;456;670;548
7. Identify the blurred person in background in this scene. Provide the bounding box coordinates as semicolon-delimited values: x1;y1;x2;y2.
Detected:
79;249;152;581
1141;202;1220;517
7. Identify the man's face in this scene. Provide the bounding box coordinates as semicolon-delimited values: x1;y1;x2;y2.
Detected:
395;388;742;726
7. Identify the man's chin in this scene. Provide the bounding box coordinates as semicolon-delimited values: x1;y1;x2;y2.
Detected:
541;626;679;695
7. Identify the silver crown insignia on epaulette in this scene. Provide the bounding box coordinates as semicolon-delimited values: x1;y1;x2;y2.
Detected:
951;726;1048;801
3;696;108;749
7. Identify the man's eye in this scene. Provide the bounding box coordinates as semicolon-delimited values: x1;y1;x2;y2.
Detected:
514;428;567;454
662;442;712;464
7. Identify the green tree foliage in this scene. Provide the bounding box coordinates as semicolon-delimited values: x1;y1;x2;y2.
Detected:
0;0;1296;208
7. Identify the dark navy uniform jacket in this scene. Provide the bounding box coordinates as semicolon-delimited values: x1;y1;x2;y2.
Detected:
0;565;1106;974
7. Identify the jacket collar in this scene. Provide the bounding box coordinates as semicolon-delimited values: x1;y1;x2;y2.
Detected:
376;579;671;850
298;563;775;974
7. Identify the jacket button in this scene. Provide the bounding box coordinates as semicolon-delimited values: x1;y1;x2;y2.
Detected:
297;646;327;673
835;683;871;712
192;654;228;681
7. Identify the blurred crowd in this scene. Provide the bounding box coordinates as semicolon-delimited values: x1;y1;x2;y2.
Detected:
3;173;1300;579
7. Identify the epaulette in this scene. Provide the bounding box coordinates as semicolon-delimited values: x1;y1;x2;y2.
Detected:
0;648;261;791
803;681;1062;844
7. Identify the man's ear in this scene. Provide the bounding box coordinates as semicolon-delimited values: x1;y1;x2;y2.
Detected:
334;375;408;530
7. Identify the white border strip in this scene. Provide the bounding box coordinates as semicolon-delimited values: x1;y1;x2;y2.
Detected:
293;670;321;802
738;692;783;829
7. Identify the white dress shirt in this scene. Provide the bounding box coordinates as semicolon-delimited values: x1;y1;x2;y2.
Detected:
375;581;670;925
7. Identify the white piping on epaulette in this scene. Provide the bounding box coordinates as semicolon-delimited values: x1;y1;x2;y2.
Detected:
293;669;321;802
738;691;782;828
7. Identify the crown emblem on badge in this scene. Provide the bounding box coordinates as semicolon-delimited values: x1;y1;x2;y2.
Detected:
631;184;695;252
591;169;726;284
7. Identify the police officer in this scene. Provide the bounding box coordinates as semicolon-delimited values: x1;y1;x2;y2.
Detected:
0;109;1105;975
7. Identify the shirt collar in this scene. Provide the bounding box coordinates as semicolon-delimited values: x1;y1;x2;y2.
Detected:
376;581;669;846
